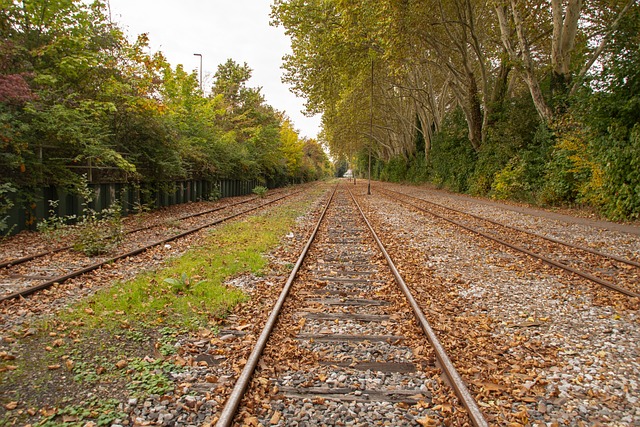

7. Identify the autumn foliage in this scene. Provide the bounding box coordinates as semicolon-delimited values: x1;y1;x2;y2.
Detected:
0;1;329;202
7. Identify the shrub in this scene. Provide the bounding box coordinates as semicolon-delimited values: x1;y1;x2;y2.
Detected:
597;124;640;220
491;157;528;200
0;183;17;238
252;185;268;198
428;109;477;192
72;205;124;256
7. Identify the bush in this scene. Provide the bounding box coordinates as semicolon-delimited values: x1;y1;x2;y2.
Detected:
72;205;124;256
0;183;17;238
491;157;527;200
428;109;477;192
597;124;640;220
252;185;268;198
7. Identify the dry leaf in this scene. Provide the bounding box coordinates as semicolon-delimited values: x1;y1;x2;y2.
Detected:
270;410;282;425
115;360;128;369
4;401;18;410
417;415;437;426
243;416;259;426
47;364;61;370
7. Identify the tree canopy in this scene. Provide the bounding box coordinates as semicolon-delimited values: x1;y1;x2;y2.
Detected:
272;0;640;220
0;0;330;199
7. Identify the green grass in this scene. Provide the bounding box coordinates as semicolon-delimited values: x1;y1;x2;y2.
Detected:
59;194;314;329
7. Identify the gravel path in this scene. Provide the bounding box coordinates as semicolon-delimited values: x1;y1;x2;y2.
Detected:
359;182;640;426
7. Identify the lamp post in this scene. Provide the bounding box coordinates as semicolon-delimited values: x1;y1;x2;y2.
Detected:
368;58;373;195
193;53;203;92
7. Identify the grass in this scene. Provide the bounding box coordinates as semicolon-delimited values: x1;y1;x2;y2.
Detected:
61;195;312;329
0;190;319;426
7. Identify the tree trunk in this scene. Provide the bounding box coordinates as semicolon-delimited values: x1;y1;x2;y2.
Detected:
467;72;483;151
496;2;554;123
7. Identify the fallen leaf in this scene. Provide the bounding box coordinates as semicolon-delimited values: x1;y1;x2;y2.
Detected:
243;416;259;426
4;401;18;410
47;364;61;370
417;415;437;426
115;360;128;369
270;410;282;425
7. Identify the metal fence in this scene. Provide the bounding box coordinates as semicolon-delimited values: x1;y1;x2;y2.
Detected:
4;179;263;234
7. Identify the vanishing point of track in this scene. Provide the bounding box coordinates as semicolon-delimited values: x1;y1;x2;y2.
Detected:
215;184;487;426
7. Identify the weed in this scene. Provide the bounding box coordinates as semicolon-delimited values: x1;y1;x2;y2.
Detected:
208;183;222;201
252;185;268;198
36;199;76;242
163;272;205;294
127;358;180;396
125;330;147;343
72;205;124;256
164;218;181;229
37;397;125;426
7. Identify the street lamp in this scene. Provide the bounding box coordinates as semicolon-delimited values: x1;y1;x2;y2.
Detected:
193;53;203;92
368;58;373;195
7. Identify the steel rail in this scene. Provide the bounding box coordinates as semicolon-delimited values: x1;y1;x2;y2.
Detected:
0;189;291;270
349;189;489;427
377;188;640;298
215;185;337;427
0;190;303;302
379;186;640;269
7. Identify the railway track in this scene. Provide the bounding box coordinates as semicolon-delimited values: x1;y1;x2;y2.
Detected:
375;185;640;298
0;188;290;270
216;185;487;426
0;187;303;301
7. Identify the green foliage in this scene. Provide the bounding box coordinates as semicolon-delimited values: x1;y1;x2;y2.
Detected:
36;199;76;241
0;182;17;237
491;157;528;201
379;156;407;182
1;1;323;235
163;272;206;295
59;193;317;329
334;157;348;177
207;183;222;201
252;185;268;198
37;397;126;427
596;125;640;220
428;110;477;192
127;358;178;396
72;205;124;256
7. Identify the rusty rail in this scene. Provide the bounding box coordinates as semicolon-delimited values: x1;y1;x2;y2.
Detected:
377;187;640;298
349;188;488;427
215;185;337;427
0;189;302;302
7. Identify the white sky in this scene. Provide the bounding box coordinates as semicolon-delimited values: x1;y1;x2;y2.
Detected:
105;0;321;139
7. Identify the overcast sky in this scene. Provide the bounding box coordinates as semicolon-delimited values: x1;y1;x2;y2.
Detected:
105;0;322;139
